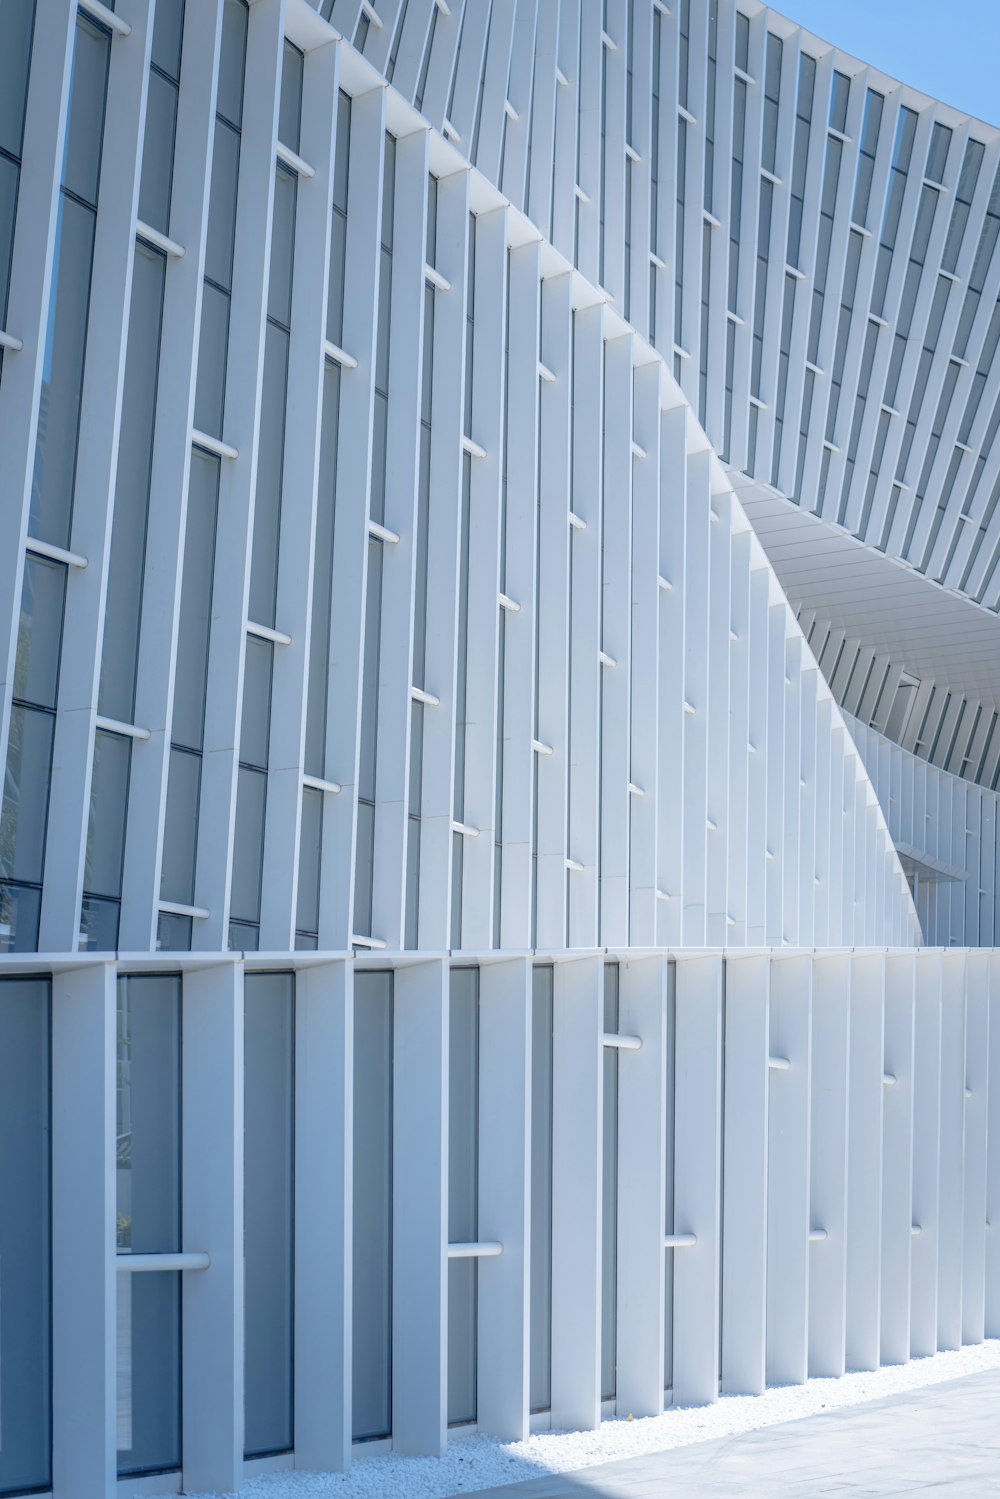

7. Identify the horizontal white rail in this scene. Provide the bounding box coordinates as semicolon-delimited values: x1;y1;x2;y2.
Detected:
116;1252;211;1272
447;1241;503;1259
663;1233;697;1249
602;1031;642;1051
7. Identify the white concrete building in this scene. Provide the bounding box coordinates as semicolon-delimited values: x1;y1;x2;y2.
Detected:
1;1;1000;1496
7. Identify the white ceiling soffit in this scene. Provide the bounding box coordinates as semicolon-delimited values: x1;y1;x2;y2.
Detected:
736;483;1000;709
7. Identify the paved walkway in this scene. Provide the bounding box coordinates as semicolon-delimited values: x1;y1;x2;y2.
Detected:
460;1370;1000;1497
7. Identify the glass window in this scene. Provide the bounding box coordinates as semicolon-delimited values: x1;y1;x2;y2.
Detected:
160;747;200;905
448;968;479;1427
601;963;619;1401
295;785;322;940
150;0;184;79
216;0;248;129
30;193;98;547
278;41;303;153
204;120;241;292
267;165;296;328
0;0;35;159
244;972;295;1458
240;635;273;771
1;707;54;887
230;767;266;925
138;68;178;235
529;966;553;1413
100;242;166;723
171;449;219;751
248;321;290;627
0;976;51;1496
116;975;182;1478
62;17;111;206
353;972;393;1440
83;729;131;900
14;554;66;709
193;280;230;439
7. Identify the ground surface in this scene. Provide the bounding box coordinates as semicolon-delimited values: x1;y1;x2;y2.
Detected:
172;1341;1000;1499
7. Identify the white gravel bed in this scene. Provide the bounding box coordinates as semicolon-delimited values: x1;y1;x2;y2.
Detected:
173;1340;1000;1499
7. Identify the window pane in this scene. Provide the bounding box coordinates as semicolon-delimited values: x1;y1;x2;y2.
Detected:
353;970;393;1441
267;166;296;327
447;967;478;1427
240;634;273;770
0;0;35;158
100;242;166;723
204;119;240;292
295;785;322;937
62;17;110;207
15;554;66;710
79;893;121;952
230;766;265;923
193;279;230;439
0;705;54;884
244;972;294;1457
117;1272;181;1477
0;153;18;329
138;68;178;234
156;910;192;951
160;748;200;905
150;0;184;79
216;0;248;128
0;881;41;952
248;322;289;627
171;449;219;750
30;194;97;548
0;977;51;1495
278;41;303;154
529;966;553;1412
601;963;619;1401
84;729;131;899
116;974;181;1253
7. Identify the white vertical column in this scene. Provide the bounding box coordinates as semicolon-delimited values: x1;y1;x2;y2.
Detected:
499;239;542;949
550;955;603;1432
318;83;386;949
118;0;225;950
181;960;244;1493
764;603;786;944
415;168;469;951
477;957;532;1440
567;301;605;949
705;488;732;948
880;953;915;1367
745;560;770;945
846;952;884;1371
615;954;668;1418
195;0;285;948
626;362;661;947
725;527;752;948
368;128;430;951
766;954;812;1387
459;205;508;949
809;953;851;1377
671;954;723;1407
600;333;634;946
39;0;155;949
261;33;342;949
532;270;574;950
51;962;116;1499
392;957;448;1455
963;950;990;1345
657;402;687;947
986;951;1000;1337
0;0;75;775
721;954;769;1395
938;950;967;1351
680;449;711;947
294;958;353;1472
911;950;943;1357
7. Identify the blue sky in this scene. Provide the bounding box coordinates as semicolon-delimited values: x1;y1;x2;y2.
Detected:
781;0;1000;127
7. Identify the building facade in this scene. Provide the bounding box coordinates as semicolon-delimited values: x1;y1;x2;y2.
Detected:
1;1;1000;1496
